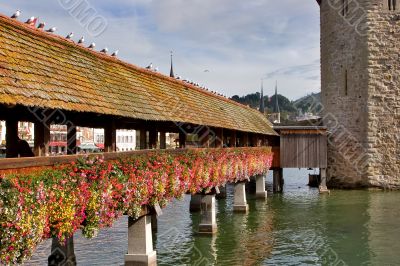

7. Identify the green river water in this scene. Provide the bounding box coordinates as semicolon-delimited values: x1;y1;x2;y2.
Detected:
27;169;400;265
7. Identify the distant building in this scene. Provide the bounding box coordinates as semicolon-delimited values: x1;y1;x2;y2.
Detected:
93;129;136;152
268;81;281;124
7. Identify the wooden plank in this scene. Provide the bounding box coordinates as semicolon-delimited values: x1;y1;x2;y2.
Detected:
6;119;19;158
159;132;167;150
67;124;77;155
34;121;50;157
104;122;117;152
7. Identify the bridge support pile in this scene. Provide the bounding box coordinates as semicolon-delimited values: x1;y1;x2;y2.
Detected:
198;195;217;234
273;169;284;193
125;216;157;266
255;175;267;199
233;182;249;213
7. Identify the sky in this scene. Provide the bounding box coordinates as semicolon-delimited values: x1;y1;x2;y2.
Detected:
0;0;321;100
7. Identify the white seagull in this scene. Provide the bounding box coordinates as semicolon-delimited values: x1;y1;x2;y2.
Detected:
46;27;57;33
111;50;119;57
100;47;108;53
66;32;74;39
146;63;153;70
88;43;96;49
11;10;21;19
78;37;84;44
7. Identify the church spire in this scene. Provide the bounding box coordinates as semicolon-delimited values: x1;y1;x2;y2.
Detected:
259;79;265;114
273;80;280;113
169;51;175;78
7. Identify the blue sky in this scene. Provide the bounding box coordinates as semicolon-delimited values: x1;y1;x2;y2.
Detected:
1;0;320;100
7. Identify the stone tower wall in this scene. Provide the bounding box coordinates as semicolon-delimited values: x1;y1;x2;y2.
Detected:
320;0;370;187
320;0;399;188
366;1;400;188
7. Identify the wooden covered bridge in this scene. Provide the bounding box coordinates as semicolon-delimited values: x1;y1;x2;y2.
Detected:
0;14;280;266
0;13;329;266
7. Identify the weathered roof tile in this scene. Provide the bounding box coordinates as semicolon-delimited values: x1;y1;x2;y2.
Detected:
0;14;277;135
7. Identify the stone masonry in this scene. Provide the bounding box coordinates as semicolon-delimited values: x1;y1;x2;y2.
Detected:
319;0;399;188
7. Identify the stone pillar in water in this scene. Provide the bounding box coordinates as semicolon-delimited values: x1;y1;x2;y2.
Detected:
273;168;284;193
189;194;202;212
198;194;217;234
48;237;76;266
255;175;267;199
125;215;157;266
319;168;330;194
233;182;249;213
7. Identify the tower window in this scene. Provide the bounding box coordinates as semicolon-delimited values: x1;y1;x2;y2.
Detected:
389;0;397;10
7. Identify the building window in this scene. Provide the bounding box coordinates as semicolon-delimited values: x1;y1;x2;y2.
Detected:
389;0;397;10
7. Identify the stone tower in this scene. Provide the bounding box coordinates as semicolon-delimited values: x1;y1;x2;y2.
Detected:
319;0;399;188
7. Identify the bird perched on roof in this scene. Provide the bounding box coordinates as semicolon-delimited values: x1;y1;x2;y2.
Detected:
88;43;96;49
78;37;84;44
25;17;37;27
100;47;108;54
66;32;74;39
111;50;119;57
146;63;153;70
11;10;21;19
37;22;45;30
46;27;57;33
154;67;159;72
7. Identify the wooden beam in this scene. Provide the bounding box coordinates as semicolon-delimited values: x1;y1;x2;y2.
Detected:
231;130;237;147
104;121;117;153
179;131;186;149
214;128;223;148
242;132;249;147
199;127;210;148
34;121;50;157
67;124;77;155
159;132;166;150
139;129;147;150
5;119;18;158
149;129;158;149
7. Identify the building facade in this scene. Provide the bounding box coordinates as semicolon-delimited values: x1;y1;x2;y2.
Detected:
319;0;400;188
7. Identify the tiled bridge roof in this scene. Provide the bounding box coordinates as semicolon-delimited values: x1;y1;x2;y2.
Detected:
0;14;276;135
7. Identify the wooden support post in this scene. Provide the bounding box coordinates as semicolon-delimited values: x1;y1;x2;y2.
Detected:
198;195;217;234
5;119;18;158
48;237;76;266
319;168;330;194
149;129;157;149
199;127;210;148
67;124;77;155
159;131;167;149
179;131;186;149
231;130;237;147
273;168;284;193
34;121;50;157
104;122;116;153
243;132;249;147
233;181;249;213
125;216;157;266
140;129;147;150
214;128;223;148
